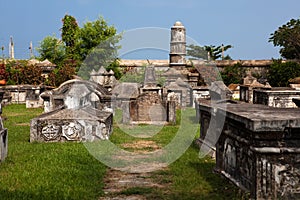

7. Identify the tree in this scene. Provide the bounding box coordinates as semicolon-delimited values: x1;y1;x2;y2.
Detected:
204;45;233;60
76;16;121;79
221;63;246;85
36;35;66;65
267;59;300;87
37;15;121;80
187;44;233;60
269;18;300;59
61;15;80;61
186;44;207;60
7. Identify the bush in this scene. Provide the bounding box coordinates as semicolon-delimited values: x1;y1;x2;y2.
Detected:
5;60;46;85
221;63;246;85
267;59;300;87
46;63;76;87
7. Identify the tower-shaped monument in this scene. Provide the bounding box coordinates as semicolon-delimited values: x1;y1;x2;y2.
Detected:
169;21;186;69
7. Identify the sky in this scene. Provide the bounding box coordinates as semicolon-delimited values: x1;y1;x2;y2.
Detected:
0;0;299;60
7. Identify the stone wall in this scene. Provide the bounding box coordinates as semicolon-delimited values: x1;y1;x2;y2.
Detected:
197;100;300;199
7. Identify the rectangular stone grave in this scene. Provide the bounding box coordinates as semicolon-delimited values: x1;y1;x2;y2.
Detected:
197;100;300;199
253;87;300;108
30;106;113;142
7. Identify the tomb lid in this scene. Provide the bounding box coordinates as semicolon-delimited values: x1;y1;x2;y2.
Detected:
36;106;112;122
199;100;300;132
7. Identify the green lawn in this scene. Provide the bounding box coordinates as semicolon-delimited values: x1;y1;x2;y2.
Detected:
0;104;248;199
0;104;106;200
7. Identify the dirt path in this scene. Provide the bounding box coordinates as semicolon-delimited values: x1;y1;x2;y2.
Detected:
99;140;171;200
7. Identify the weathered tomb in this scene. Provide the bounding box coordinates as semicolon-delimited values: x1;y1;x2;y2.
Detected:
30;106;112;142
40;79;112;113
197;100;300;199
111;65;176;124
253;87;300;108
164;77;193;108
228;83;240;99
30;79;113;142
90;66;117;92
239;74;271;103
0;85;53;108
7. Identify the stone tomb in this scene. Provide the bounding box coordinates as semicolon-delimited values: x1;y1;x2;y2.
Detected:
0;106;7;162
253;87;300;108
239;74;271;103
197;100;300;199
30;79;113;142
30;106;112;142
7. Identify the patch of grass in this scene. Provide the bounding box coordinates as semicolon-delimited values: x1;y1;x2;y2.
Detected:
0;104;107;200
110;107;249;199
167;143;250;200
0;104;249;200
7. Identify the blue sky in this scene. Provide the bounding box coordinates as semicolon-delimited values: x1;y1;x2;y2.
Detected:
0;0;299;60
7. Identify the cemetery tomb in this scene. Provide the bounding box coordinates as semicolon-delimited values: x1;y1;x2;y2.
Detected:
31;79;113;142
197;100;300;199
253;87;300;108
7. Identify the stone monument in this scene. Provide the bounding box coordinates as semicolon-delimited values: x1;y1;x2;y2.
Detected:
169;21;186;70
30;79;113;142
